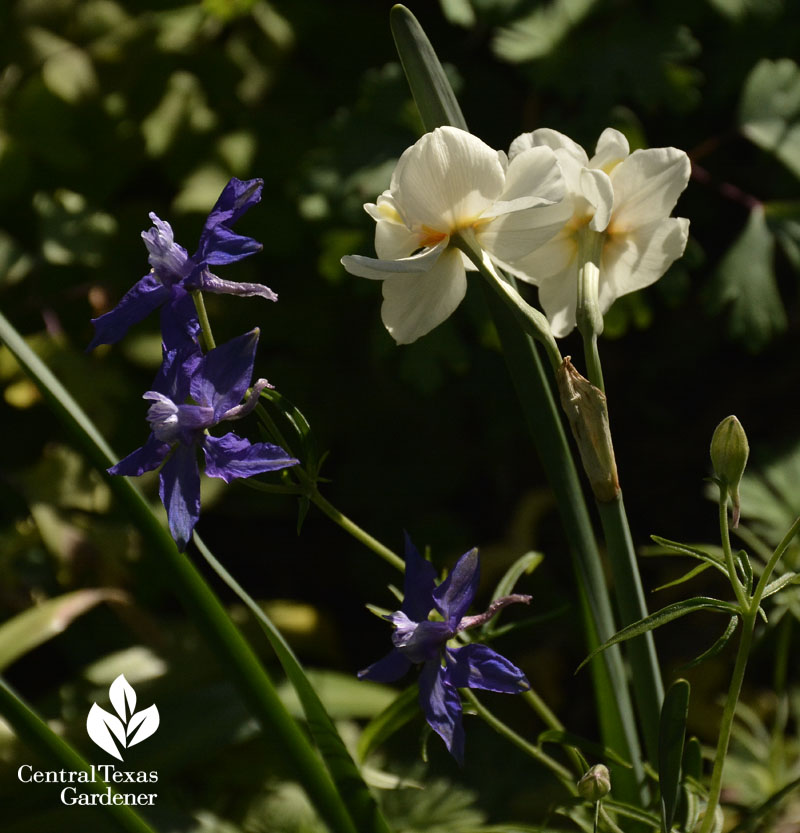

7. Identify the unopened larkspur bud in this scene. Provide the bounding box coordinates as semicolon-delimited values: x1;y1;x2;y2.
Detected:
578;764;611;802
710;416;749;528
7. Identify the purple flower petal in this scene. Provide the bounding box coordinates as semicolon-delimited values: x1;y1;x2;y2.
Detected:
152;344;202;403
159;443;201;551
401;533;437;621
190;330;259;416
108;434;170;477
159;289;201;351
419;660;465;764
357;649;412;683
445;644;529;693
203;433;298;483
141;213;190;284
196;178;263;265
88;274;169;350
193;269;277;302
433;548;479;625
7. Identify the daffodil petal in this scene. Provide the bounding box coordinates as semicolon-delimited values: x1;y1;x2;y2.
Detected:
484;146;565;216
478;198;573;267
380;248;467;344
589;128;630;173
537;262;581;338
501;229;577;285
341;240;447;280
509;127;588;165
609;147;691;231
601;216;690;306
393;127;505;231
580;168;614;232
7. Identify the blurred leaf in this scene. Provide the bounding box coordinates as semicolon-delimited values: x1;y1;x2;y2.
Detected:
492;0;599;63
707;206;785;352
357;684;419;763
708;0;783;19
646;536;728;575
20;443;111;512
26;27;99;103
538;728;632;767
0;589;126;671
740;58;800;179
438;0;476;27
762;571;800;599
766;200;800;271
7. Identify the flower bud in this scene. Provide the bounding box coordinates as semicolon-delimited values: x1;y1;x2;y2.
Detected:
557;357;619;502
710;416;749;528
578;764;611;802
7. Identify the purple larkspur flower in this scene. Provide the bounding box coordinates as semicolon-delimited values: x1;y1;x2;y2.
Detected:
89;178;276;350
359;535;531;763
109;329;298;550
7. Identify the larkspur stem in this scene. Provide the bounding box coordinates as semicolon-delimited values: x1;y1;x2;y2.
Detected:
462;689;577;790
191;290;216;351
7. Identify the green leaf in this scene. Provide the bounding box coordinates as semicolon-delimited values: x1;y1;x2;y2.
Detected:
390;4;468;132
602;799;661;828
683;736;703;782
708;206;785;352
537;728;632;768
728;775;800;833
653;562;714;592
739;58;800;179
762;571;800;599
659;679;690;833
357;684;420;763
0;589;125;672
577;598;740;672
193;536;393;833
647;536;728;575
680;616;739;671
735;549;753;596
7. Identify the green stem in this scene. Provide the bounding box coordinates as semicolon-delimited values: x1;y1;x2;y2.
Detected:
719;490;749;609
697;611;755;833
521;689;584;777
596;496;664;764
462;689;576;790
0;311;359;833
191;290;216;351
306;486;405;572
751;514;800;604
0;677;159;833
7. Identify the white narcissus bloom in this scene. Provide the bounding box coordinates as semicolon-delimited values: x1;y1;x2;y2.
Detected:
504;127;691;338
341;126;568;345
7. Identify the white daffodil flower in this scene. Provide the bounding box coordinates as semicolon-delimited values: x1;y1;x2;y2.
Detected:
504;127;691;338
341;126;568;344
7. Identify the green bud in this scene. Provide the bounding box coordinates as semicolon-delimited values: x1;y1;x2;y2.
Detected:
578;764;611;802
710;415;749;528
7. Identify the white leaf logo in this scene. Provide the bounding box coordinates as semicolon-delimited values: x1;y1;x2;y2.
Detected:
87;674;159;760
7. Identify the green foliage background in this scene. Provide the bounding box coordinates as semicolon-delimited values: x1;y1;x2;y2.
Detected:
1;0;799;830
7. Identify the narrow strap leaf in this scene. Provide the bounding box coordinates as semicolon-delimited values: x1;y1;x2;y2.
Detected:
659;678;690;833
193;535;394;833
390;4;468;132
679;616;739;672
357;684;420;762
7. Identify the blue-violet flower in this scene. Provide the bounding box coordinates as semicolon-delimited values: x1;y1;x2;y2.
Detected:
359;536;531;763
108;329;298;550
89;178;277;350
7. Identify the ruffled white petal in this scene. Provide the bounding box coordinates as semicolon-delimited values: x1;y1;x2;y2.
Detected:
499;227;577;285
589;128;630;173
509;128;588;166
609;147;691;232
537;262;581;338
393;127;505;231
341;240;448;280
478;198;572;267
380;248;467;344
484;146;565;217
601;216;689;304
